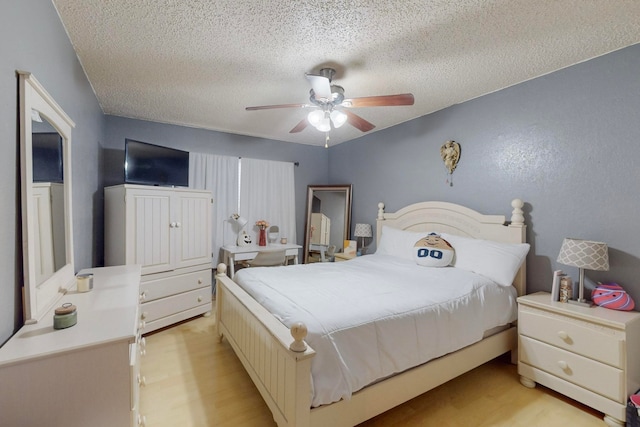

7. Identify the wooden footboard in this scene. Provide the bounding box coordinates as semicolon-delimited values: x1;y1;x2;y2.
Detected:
216;264;517;427
215;265;315;427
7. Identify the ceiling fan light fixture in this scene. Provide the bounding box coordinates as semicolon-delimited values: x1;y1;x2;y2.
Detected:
330;109;347;128
307;109;324;127
316;116;331;132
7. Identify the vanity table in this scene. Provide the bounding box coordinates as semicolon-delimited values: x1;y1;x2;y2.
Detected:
0;265;144;427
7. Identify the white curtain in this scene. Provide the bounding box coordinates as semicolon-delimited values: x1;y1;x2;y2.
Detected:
189;153;239;265
240;158;296;246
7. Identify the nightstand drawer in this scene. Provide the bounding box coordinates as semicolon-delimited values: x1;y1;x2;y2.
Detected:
519;306;624;367
520;336;625;402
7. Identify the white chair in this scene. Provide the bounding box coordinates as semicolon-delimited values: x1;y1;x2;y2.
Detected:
268;225;279;243
242;250;287;268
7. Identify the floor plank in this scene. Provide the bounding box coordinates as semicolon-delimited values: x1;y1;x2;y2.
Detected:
140;314;606;426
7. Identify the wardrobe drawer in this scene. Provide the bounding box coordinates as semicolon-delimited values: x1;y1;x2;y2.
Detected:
140;270;212;303
140;287;210;323
520;336;625;402
519;307;624;367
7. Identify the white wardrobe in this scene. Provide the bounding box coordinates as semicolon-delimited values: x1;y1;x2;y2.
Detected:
105;184;213;333
310;212;331;245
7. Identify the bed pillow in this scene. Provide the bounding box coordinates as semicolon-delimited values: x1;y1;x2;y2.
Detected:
376;226;431;261
413;233;455;267
441;233;530;287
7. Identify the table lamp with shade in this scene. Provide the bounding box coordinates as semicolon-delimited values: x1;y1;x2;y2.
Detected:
557;238;609;307
353;223;373;255
223;213;248;246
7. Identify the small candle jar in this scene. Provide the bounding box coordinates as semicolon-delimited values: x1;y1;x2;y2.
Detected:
53;303;77;329
76;273;93;292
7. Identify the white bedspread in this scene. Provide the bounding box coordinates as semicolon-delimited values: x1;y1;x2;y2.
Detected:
234;254;517;407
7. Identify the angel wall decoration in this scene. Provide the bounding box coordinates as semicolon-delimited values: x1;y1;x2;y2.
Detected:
440;140;461;186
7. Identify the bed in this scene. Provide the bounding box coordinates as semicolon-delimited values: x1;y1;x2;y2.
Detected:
215;199;527;427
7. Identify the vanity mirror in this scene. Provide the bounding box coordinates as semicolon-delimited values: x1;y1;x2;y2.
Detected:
303;185;352;263
18;71;75;324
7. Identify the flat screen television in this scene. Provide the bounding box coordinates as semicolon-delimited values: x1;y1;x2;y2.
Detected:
124;139;189;187
32;132;63;183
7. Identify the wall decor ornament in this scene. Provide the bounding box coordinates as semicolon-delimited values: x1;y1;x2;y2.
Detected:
440;140;461;186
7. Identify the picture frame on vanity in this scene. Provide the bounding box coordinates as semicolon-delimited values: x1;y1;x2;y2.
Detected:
550;270;563;302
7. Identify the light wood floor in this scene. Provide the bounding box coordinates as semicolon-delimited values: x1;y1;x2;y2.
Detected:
140;314;607;427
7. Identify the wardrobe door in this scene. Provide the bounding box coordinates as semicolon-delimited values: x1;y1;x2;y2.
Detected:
126;188;174;275
173;190;212;269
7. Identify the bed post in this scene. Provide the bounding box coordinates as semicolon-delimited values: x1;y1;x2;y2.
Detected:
215;264;226;342
508;199;526;364
509;199;525;227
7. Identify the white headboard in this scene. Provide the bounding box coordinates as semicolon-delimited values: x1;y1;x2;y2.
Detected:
376;199;527;296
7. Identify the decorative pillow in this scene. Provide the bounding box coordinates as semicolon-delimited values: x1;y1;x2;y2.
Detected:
376;226;431;261
413;233;454;267
441;233;530;287
592;283;635;311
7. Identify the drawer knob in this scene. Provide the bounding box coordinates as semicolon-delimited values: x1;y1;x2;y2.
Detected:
139;320;146;330
141;311;148;320
557;360;569;371
198;278;203;284
197;296;203;302
557;330;569;340
138;374;147;387
138;414;147;427
139;291;147;302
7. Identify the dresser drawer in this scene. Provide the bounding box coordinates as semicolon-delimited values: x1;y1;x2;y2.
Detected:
140;270;212;303
519;306;624;367
140;287;210;323
520;335;625;402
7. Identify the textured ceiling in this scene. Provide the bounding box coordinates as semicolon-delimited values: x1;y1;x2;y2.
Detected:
52;0;640;147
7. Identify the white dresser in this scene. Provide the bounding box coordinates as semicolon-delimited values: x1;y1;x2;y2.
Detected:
0;265;144;427
105;184;213;333
518;292;640;426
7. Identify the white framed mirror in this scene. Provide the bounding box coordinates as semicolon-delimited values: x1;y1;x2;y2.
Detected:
303;185;352;264
19;71;75;324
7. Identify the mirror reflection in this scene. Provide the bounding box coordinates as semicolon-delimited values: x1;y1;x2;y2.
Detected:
31;117;66;285
303;185;352;264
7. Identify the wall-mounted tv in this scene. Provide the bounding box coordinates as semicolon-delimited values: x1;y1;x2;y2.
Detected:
125;139;189;187
32;132;63;183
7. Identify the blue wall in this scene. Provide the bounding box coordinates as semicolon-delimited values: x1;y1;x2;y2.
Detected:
329;43;640;300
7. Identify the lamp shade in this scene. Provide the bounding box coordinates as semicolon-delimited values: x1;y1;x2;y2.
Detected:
353;223;373;238
230;214;248;228
557;238;609;271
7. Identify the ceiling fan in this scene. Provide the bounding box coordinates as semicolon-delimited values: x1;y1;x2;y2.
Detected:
245;68;414;136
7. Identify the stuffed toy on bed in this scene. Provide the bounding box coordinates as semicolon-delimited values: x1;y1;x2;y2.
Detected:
591;282;635;311
414;233;454;267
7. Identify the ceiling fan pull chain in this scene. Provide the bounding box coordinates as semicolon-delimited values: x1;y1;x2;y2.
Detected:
325;133;330;148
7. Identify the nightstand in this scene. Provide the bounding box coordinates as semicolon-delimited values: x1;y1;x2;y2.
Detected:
517;292;640;426
334;253;355;262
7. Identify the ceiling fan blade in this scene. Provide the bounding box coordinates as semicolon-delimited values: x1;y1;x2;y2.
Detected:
305;74;332;101
343;93;415;108
246;103;309;111
289;118;308;133
344;110;376;132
